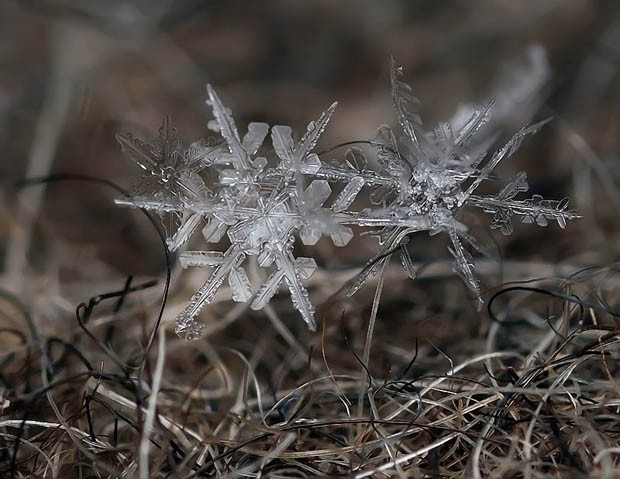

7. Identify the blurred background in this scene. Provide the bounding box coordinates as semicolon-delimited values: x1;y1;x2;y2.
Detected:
0;0;619;336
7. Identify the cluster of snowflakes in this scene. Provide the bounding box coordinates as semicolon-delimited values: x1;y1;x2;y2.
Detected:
116;60;579;340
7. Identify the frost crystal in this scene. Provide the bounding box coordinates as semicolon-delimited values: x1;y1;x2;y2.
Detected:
116;60;579;339
340;60;580;302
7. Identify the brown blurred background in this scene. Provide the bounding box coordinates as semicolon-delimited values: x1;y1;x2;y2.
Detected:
1;0;619;308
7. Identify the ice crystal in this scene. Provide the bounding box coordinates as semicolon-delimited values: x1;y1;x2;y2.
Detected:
341;59;579;303
116;59;580;339
115;117;218;251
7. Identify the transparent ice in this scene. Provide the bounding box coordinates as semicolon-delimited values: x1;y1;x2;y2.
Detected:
116;60;579;339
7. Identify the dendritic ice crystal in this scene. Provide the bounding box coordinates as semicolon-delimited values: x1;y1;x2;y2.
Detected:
116;60;579;340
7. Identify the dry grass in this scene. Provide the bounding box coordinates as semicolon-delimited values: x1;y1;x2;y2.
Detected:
3;262;620;478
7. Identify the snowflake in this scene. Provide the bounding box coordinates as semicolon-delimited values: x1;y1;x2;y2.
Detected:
115;116;218;251
340;59;579;302
171;86;341;338
116;59;579;339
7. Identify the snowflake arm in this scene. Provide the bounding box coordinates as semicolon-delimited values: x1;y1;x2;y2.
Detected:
346;226;425;296
166;212;203;251
271;102;337;186
206;84;269;179
470;194;579;235
251;252;317;330
390;56;423;154
175;245;248;339
459;118;552;205
447;227;481;305
297;102;338;163
206;85;251;171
